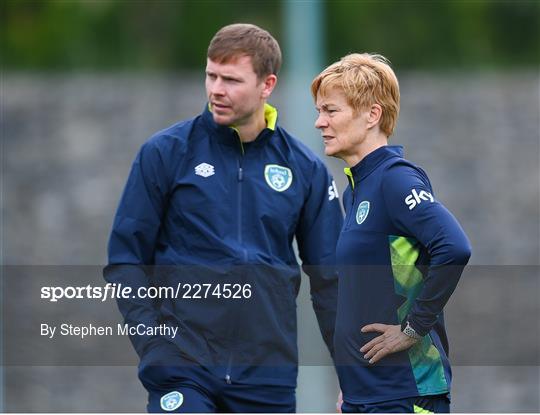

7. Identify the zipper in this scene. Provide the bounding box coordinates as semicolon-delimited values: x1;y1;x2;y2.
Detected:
225;134;248;385
236;134;248;262
225;354;233;384
343;167;357;228
237;159;248;262
345;184;357;228
237;158;243;246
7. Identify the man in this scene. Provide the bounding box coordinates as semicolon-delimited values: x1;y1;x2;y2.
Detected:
311;53;471;413
104;23;343;413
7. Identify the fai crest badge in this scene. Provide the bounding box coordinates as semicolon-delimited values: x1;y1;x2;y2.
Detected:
264;164;293;192
160;391;183;411
356;201;370;225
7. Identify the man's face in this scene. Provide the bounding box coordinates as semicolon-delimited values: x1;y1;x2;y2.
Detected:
205;55;269;127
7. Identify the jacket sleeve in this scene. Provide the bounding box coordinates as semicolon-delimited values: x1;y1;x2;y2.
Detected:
103;139;171;357
295;160;344;356
382;163;472;336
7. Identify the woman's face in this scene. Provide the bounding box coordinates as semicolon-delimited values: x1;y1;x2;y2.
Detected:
315;88;370;161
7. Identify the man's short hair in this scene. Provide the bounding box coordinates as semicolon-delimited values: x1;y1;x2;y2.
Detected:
311;53;400;137
207;23;282;80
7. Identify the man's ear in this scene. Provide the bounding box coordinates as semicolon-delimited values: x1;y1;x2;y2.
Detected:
261;74;277;99
367;104;383;129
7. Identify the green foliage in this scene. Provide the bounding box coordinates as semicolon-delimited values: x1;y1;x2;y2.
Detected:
325;0;539;69
1;0;538;71
0;0;282;70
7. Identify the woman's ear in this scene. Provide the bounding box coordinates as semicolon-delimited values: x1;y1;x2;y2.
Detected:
367;104;382;129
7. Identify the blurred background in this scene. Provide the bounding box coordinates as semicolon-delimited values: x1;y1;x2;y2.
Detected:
2;0;539;412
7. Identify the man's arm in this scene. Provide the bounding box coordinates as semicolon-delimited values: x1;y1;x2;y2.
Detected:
104;139;171;357
295;160;344;356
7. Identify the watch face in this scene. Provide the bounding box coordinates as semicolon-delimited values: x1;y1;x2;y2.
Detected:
403;323;421;340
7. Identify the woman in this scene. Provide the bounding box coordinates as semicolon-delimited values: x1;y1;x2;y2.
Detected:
311;54;471;413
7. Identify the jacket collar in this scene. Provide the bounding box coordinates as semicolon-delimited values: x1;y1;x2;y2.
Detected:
201;103;278;150
344;145;403;188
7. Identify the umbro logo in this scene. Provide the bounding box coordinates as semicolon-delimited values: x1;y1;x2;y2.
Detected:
195;163;215;178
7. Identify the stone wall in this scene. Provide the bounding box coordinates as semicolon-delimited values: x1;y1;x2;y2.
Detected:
3;72;539;412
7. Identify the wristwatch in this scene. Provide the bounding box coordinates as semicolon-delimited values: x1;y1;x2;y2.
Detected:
401;321;422;340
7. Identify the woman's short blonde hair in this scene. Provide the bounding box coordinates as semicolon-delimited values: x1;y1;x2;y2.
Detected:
311;53;400;136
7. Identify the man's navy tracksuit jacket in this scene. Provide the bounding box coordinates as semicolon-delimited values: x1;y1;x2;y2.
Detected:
104;105;343;396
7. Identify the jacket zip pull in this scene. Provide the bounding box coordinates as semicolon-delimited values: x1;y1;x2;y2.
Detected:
238;166;243;181
225;353;233;384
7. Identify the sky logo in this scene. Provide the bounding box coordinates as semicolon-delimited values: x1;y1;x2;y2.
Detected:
405;189;434;210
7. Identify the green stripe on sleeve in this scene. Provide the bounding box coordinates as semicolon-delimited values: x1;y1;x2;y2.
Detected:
414;404;434;414
389;236;449;396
